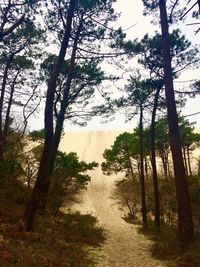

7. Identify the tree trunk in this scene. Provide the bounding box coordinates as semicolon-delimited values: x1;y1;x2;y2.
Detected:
23;0;77;231
139;104;148;228
182;145;189;176
3;70;20;142
40;18;82;209
127;155;135;180
144;156;149;179
161;153;168;180
0;56;13;161
186;145;192;176
150;86;161;228
159;0;194;244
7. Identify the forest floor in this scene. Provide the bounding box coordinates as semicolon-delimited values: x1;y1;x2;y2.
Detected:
0;188;105;267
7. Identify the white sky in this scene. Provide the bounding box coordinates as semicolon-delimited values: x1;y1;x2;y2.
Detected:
30;0;200;131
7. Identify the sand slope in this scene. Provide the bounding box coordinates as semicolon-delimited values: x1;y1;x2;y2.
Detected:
60;131;165;267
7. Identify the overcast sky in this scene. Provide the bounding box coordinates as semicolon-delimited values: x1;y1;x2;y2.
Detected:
30;0;200;131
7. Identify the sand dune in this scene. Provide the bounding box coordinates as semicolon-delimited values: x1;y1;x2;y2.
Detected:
59;130;165;267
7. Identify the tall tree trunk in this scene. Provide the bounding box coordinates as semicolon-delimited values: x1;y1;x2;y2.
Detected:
23;0;77;231
40;19;82;209
3;70;20;142
159;0;194;244
139;104;148;228
0;56;13;161
150;86;162;228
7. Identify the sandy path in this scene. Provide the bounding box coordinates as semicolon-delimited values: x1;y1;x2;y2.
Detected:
60;131;165;267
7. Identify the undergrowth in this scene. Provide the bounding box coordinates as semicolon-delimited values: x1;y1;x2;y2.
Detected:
0;189;105;267
139;220;200;267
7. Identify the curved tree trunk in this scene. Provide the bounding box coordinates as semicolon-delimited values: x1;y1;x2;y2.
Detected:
23;0;77;230
159;0;194;245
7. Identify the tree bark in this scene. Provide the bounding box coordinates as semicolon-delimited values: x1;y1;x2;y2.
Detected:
139;104;148;228
23;0;77;231
159;0;194;244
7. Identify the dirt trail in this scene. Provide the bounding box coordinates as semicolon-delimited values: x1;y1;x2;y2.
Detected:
60;131;165;267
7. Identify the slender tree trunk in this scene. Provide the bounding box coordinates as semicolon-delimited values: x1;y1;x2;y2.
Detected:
23;0;77;230
144;156;149;179
3;70;20;142
161;153;168;179
159;0;194;244
150;86;161;228
0;56;13;161
139;104;148;228
182;145;189;176
127;155;135;180
186;145;192;176
198;156;200;177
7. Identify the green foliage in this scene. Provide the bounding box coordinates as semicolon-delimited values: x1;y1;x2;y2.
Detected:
123;29;199;79
179;117;200;149
29;129;45;142
142;0;188;24
114;74;156;122
41;53;104;87
49;151;98;213
102;132;140;176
